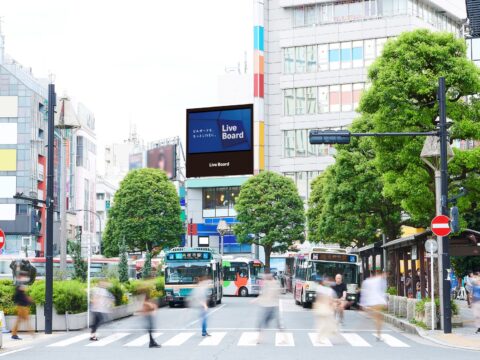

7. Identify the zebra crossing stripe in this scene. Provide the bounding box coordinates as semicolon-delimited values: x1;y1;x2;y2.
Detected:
123;333;163;347
199;332;227;346
86;332;130;347
275;332;294;346
48;333;91;347
162;332;195;346
238;332;259;346
341;333;371;347
373;333;410;347
308;333;333;347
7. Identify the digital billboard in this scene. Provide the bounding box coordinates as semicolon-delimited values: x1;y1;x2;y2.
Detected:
186;104;253;178
146;145;176;179
129;153;143;170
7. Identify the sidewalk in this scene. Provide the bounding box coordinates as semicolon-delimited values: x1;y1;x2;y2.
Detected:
0;332;63;353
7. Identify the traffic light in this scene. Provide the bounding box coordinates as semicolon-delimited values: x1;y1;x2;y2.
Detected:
450;206;460;233
309;130;351;144
105;200;110;210
32;208;42;234
76;226;82;240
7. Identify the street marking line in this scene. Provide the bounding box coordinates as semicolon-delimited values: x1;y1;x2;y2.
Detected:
48;333;91;347
162;332;195;346
341;333;371;347
199;332;226;346
86;332;130;347
275;332;294;346
238;332;259;346
308;333;333;347
373;333;410;347
123;333;163;347
0;346;32;357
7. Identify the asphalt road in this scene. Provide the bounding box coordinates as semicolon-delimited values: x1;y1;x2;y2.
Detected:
2;295;478;360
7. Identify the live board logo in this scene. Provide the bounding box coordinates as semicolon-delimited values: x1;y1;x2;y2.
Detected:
217;120;247;148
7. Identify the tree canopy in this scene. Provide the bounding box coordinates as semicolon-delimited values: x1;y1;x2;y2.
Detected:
103;168;183;257
234;171;305;270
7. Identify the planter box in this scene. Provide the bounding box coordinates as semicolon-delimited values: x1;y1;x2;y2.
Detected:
406;299;417;321
398;297;408;318
5;315;36;332
35;305;87;332
424;302;437;330
388;295;395;314
393;296;401;316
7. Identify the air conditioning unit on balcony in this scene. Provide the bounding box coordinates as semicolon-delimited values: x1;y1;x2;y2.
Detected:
38;163;44;181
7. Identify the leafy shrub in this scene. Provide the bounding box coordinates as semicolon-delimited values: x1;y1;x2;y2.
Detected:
0;280;16;315
410;319;428;329
108;280;128;306
29;280;87;314
386;287;397;295
155;276;165;297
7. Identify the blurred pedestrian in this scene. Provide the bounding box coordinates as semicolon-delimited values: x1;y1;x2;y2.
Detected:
360;271;387;341
465;271;474;308
11;282;33;340
142;290;161;348
331;274;347;324
252;272;283;344
314;277;337;344
190;275;211;337
90;281;114;341
472;272;480;334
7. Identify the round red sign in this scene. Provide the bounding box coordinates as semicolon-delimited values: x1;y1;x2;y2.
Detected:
431;215;451;237
0;229;5;250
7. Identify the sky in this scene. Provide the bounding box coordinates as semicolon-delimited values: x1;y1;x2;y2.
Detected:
1;0;254;172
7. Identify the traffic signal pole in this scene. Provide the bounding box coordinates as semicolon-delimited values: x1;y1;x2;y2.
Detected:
309;77;452;333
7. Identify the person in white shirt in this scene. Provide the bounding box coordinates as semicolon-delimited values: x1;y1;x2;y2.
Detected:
314;277;338;343
90;281;114;341
360;271;387;340
190;276;212;337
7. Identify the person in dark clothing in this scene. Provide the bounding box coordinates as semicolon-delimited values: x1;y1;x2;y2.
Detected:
142;292;161;348
331;274;347;324
12;284;33;340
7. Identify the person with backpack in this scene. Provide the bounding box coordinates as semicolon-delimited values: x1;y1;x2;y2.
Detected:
11;283;33;340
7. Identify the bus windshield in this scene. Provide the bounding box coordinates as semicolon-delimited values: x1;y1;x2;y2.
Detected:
249;264;264;280
308;261;358;284
165;262;212;284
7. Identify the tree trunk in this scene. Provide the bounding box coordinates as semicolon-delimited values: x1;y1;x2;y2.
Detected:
264;246;272;273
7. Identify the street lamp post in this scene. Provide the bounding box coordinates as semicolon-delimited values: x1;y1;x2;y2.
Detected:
216;220;230;255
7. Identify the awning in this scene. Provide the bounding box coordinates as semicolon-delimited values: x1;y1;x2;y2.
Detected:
382;231;431;250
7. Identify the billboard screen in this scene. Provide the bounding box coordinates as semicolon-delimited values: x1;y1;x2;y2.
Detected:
186;104;253;177
129;153;143;170
146;145;176;179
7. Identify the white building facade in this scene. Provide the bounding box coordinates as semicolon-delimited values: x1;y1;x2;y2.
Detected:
262;0;466;201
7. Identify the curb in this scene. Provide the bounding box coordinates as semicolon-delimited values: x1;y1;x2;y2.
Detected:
377;311;480;351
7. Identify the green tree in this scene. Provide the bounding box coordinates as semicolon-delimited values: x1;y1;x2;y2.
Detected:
234;171;305;270
451;256;480;278
307;118;402;247
103;168;184;256
359;29;480;227
67;239;87;282
142;251;152;279
118;238;129;283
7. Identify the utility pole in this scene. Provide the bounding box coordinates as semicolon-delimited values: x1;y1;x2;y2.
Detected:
45;82;56;335
438;77;452;333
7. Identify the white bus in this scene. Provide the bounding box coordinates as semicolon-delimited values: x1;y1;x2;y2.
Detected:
222;257;264;296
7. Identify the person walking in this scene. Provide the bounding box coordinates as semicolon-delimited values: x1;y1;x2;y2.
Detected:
314;277;337;344
11;283;33;340
472;272;480;334
331;274;347;324
190;275;211;337
252;273;283;344
142;291;161;348
360;271;387;341
465;271;474;308
90;281;114;341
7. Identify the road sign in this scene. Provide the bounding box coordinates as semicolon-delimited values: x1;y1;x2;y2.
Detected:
0;229;5;250
425;239;438;253
431;215;451;237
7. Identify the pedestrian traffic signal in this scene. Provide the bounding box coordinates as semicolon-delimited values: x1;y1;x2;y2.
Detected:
105;200;111;209
309;130;351;144
35;209;42;233
450;206;460;233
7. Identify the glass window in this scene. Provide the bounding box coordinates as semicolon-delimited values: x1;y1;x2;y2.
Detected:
329;43;340;70
352;40;363;68
329;85;341;112
318;144;330;156
398;0;407;14
295;46;306;73
341;42;352;69
318;86;329;113
295;130;307;157
307;136;317;157
294;7;305;27
284;89;295;116
382;0;394;16
376;38;387;57
353;83;364;109
215;187;229;214
284;48;295;74
306;45;317;72
349;1;364;20
364;39;375;66
320;3;334;23
305;5;317;26
296;171;308;200
284;130;295;157
318;44;329;71
229;187;240;209
334;3;348;22
306;87;317;114
365;0;377;17
341;84;353;112
203;188;215;210
472;38;480;61
16;204;28;215
295;88;306;115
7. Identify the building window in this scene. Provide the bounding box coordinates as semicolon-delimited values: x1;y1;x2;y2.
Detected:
329;43;340;70
283;129;337;158
283;171;323;200
306;45;317;72
16;204;28;215
284;47;295;74
295;88;306;115
96;193;105;200
341;84;353;112
306;87;317;114
284;89;295;116
202;187;240;218
84;179;89;231
284;130;295;158
295;130;307;157
318;44;329;71
318;86;329;113
305;5;317;26
329;85;341;112
198;236;209;247
295;46;306;73
76;136;84;167
294;6;305;27
203;188;216;218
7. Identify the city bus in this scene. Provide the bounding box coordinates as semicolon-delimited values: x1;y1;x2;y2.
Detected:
293;248;360;308
164;247;223;307
222;257;264;296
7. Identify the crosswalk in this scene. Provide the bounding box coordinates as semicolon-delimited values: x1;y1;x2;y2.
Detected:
46;331;410;349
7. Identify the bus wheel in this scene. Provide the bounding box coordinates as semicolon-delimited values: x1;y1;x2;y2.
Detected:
168;302;175;308
217;290;222;304
239;287;248;297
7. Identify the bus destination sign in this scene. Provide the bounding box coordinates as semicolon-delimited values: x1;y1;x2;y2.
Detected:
167;252;212;261
311;253;357;263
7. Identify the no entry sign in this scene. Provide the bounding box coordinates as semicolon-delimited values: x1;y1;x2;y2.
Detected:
431;215;451;237
0;229;5;250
